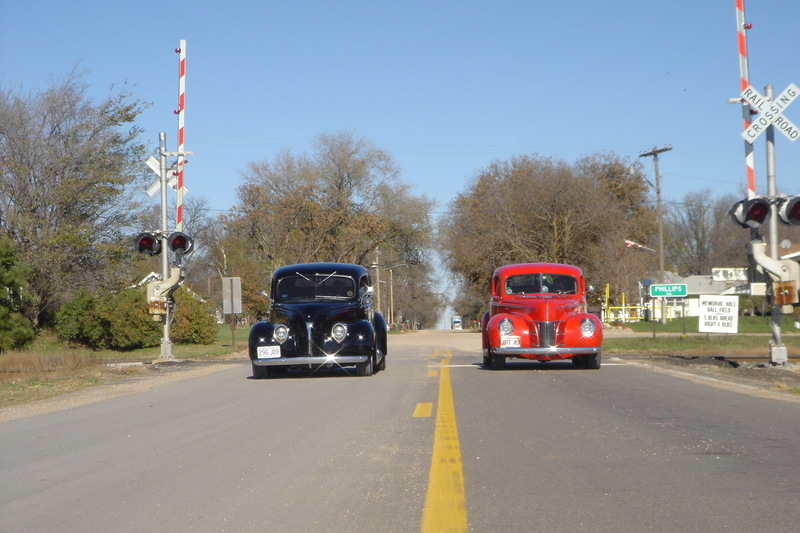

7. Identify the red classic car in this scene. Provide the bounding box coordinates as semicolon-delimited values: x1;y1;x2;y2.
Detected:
481;263;603;369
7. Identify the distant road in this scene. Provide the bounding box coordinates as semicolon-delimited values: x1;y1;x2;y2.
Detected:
2;330;798;532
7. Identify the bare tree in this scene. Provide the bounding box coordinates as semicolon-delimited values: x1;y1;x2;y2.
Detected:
440;153;649;319
665;190;750;275
0;72;149;326
214;131;442;326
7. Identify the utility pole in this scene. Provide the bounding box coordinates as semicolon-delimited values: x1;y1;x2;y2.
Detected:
640;145;672;324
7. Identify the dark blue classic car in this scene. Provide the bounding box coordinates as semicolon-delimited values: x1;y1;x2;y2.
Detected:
248;263;387;378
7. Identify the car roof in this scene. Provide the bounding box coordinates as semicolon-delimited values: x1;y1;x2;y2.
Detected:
493;263;583;278
273;262;368;279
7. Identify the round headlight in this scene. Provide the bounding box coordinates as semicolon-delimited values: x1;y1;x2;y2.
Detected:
331;323;348;343
273;324;289;344
498;318;514;336
580;318;596;337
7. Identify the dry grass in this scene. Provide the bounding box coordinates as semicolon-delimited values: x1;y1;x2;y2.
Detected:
0;348;145;408
0;350;99;374
0;326;247;408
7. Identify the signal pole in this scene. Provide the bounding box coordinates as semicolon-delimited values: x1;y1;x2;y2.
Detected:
764;84;787;365
640;145;672;324
158;132;174;360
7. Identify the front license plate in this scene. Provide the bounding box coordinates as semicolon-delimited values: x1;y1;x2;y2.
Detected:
500;335;520;348
257;346;281;359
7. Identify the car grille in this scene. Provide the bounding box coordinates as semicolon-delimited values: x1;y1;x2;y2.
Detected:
535;321;558;347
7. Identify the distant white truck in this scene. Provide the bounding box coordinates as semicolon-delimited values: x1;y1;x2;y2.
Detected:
451;315;462;330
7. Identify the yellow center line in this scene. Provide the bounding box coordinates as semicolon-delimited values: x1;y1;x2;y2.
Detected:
421;356;468;532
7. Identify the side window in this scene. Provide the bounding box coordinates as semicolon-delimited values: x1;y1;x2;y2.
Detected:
359;275;371;299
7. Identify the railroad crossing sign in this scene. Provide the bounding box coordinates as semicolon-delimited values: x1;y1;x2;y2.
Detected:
145;156;178;197
741;83;799;143
145;155;191;197
649;284;688;298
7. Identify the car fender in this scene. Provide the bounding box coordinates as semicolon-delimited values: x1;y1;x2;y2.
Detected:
481;311;491;350
374;312;388;356
485;312;531;349
561;313;604;348
248;321;278;361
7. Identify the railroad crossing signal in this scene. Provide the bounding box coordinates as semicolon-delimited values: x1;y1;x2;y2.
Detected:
730;196;800;229
740;83;799;143
729;197;770;228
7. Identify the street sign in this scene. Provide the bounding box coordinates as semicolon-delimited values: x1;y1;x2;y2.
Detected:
741;83;799;143
698;295;739;334
649;284;688;298
222;277;243;315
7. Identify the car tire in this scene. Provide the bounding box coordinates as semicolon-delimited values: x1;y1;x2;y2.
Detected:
584;352;601;369
482;349;490;367
489;352;506;370
376;349;386;372
252;363;272;379
356;353;374;376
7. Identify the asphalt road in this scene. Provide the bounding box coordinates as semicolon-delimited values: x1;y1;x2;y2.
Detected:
2;330;799;532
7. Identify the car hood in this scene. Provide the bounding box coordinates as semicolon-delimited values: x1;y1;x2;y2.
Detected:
496;295;585;322
271;301;365;325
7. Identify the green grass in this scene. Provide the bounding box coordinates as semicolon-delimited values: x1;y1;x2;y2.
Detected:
604;334;800;357
605;315;800;356
95;324;250;362
4;324;248;362
620;315;800;335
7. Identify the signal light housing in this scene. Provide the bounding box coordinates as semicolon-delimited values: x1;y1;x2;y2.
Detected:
730;198;771;228
135;232;162;256
167;231;193;257
777;196;800;225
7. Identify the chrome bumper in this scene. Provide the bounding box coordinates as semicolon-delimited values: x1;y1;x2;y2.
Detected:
252;355;369;367
493;346;601;356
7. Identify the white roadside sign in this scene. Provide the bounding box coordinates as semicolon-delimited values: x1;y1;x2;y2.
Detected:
698;295;739;334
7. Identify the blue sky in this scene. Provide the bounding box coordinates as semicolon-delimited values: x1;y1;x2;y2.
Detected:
2;0;799;221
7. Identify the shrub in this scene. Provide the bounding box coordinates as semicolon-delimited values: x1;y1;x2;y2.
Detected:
0;235;35;350
55;290;108;348
170;288;217;344
98;288;161;350
56;288;159;350
56;286;215;349
0;306;36;350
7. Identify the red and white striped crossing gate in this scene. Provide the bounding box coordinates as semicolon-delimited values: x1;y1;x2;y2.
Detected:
175;40;187;231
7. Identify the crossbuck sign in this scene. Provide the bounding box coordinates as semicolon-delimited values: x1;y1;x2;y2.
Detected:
741;83;799;143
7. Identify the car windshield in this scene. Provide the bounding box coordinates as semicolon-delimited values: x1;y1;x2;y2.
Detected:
504;273;577;295
275;273;357;302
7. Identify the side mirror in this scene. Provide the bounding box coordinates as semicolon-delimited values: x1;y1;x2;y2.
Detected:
360;286;375;304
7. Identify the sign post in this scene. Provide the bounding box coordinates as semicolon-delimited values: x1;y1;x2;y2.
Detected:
646;284;688;337
222;277;242;346
740;82;797;365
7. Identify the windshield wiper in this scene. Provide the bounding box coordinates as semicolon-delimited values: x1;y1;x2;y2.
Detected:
317;271;337;285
